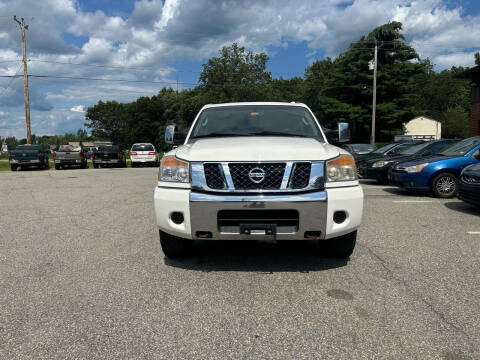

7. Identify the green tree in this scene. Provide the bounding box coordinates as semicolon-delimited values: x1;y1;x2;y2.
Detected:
475;52;480;66
304;22;429;141
443;107;469;138
199;43;272;103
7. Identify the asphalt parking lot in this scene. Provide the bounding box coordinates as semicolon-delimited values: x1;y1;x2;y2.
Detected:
1;168;479;360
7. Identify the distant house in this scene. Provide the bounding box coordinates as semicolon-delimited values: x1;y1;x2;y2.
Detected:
401;115;441;140
457;66;480;136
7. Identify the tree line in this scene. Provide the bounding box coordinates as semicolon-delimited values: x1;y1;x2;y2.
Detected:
5;22;474;151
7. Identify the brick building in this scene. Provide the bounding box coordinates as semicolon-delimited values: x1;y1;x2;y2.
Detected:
458;66;480;136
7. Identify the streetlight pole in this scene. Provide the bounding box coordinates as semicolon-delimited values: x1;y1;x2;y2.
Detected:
371;40;378;145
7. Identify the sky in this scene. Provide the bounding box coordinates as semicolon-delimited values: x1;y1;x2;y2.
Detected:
0;0;479;138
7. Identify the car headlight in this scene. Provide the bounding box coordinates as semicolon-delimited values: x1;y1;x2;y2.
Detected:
159;156;189;182
405;163;429;173
372;160;392;168
326;154;357;182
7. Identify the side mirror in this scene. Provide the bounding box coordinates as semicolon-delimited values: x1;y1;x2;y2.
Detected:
165;124;186;145
422;151;432;157
338;122;350;143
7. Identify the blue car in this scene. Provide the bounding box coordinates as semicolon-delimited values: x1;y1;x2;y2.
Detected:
389;137;480;198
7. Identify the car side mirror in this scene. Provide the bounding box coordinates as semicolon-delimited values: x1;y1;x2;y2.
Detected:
323;123;350;144
165;125;186;145
422;151;431;157
338;122;350;143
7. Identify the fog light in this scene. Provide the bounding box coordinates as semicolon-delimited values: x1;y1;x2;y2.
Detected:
333;211;347;224
196;231;212;239
170;212;184;224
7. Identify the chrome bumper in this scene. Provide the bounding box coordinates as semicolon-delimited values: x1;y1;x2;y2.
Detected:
189;191;328;240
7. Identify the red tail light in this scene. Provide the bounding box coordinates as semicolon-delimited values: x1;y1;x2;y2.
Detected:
130;152;137;156
79;151;83;158
53;152;56;158
148;152;156;155
117;152;121;159
8;153;11;159
91;152;95;159
37;151;41;157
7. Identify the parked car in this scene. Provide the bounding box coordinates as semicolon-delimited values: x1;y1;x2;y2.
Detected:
354;141;420;164
8;144;50;171
155;102;364;259
82;146;96;159
358;139;458;184
92;145;126;168
130;143;159;167
458;163;480;207
53;145;88;170
389;137;480;198
342;143;376;155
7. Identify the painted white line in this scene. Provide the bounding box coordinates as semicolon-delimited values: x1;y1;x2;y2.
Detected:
392;200;433;203
467;231;480;235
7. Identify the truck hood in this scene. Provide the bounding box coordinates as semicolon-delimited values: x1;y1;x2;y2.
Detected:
172;137;341;162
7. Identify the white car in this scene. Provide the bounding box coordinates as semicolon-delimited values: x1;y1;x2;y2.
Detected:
154;102;363;259
130;143;159;167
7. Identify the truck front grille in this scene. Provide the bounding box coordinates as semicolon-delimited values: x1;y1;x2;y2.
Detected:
290;162;311;189
229;163;285;190
204;163;225;189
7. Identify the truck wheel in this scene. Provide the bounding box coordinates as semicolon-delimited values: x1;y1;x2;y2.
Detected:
39;161;45;170
431;173;458;198
326;231;357;259
159;231;193;258
93;163;99;169
10;164;17;171
131;162;136;168
55;164;60;170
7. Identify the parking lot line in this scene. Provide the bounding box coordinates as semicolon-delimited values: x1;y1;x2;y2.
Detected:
392;200;433;203
467;231;480;235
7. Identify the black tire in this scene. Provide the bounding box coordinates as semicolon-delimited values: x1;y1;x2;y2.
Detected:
55;164;60;170
131;162;136;168
431;173;458;198
10;164;17;171
159;231;193;258
39;161;45;170
93;163;99;169
326;231;357;259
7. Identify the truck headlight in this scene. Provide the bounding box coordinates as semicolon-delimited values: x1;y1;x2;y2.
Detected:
326;155;357;182
372;160;392;168
159;156;189;182
405;163;429;173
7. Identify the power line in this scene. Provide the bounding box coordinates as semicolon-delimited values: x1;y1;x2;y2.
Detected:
0;63;23;99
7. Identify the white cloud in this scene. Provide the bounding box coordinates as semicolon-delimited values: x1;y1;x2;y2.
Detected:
70;105;84;112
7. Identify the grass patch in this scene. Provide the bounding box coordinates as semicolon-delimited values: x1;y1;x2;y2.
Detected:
0;161;11;171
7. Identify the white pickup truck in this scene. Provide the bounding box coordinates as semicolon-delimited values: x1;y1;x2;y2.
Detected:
154;102;363;259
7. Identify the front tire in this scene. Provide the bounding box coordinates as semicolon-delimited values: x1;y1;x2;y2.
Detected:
159;231;193;258
55;164;60;170
10;164;17;171
93;163;99;169
326;231;357;259
431;173;458;198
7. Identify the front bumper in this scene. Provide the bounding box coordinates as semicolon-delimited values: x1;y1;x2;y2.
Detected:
9;159;40;164
388;170;430;191
154;186;363;240
458;181;480;207
358;165;387;180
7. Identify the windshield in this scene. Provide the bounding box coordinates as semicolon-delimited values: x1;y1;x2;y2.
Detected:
190;105;322;140
439;138;480;156
16;145;41;150
388;143;416;155
349;144;376;152
372;143;396;154
397;142;432;155
132;144;154;151
99;145;120;152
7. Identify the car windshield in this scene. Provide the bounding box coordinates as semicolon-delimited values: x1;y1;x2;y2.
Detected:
349;144;375;152
189;105;322;140
99;145;120;151
388;143;416;155
397;142;433;155
16;145;41;150
372;143;396;154
132;144;154;151
438;138;480;156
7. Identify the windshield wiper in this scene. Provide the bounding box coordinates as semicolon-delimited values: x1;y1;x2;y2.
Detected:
248;131;308;137
190;132;251;139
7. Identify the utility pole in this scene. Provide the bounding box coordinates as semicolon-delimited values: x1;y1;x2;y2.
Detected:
370;40;378;145
13;16;31;144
